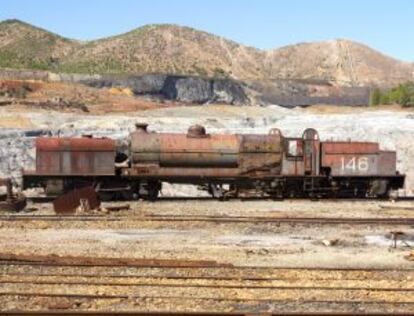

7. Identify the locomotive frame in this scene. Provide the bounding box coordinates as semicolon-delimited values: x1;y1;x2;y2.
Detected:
22;123;405;200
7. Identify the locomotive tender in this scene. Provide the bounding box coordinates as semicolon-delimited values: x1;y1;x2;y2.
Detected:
23;123;405;200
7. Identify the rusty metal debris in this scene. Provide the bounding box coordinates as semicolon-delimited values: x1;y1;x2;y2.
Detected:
0;178;27;212
389;231;411;249
105;204;130;212
53;186;100;214
0;253;231;267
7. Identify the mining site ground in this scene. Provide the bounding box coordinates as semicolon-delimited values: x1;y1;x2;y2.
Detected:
0;199;413;313
1;99;414;313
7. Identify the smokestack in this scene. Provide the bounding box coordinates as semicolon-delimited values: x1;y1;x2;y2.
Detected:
135;123;148;132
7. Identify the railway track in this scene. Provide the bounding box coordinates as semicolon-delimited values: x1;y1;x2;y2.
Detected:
0;214;413;225
0;261;413;314
27;196;414;203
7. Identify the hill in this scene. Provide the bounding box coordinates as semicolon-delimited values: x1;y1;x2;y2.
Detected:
59;24;265;79
265;39;414;87
0;19;413;87
0;19;79;70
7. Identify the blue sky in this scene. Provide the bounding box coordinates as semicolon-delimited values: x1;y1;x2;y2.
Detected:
1;0;413;61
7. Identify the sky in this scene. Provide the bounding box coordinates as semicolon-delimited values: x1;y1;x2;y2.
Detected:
0;0;413;61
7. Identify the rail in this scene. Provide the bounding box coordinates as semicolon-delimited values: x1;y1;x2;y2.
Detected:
0;214;413;225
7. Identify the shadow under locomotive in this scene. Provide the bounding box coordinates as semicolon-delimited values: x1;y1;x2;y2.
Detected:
22;123;405;201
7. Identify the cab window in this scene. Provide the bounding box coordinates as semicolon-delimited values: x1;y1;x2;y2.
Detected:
287;139;303;157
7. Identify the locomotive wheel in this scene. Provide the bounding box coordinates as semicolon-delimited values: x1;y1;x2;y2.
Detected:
98;191;115;202
121;190;138;201
369;180;389;198
146;181;161;201
208;184;225;200
147;188;159;201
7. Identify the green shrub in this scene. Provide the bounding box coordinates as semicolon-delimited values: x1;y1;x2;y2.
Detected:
369;88;381;106
213;67;230;79
369;82;414;107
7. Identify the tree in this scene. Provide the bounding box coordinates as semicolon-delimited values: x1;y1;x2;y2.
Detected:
369;88;381;106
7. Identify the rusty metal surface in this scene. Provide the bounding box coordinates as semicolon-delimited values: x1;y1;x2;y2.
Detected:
53;186;100;214
282;156;305;176
378;151;397;175
303;128;320;175
159;152;238;167
187;124;207;138
36;137;115;152
240;134;281;152
35;137;115;176
322;142;379;154
322;153;379;176
130;125;282;169
19;123;404;199
321;142;387;176
131;131;240;168
282;138;304;176
123;166;241;178
239;153;281;174
160;134;239;153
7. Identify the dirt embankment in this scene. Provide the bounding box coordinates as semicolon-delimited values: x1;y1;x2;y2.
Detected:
0;79;173;114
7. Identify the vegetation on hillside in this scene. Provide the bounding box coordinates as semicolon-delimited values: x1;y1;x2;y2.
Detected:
1;19;414;86
370;82;414;107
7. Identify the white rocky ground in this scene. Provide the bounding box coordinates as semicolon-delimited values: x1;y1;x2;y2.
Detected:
0;105;413;194
1;199;414;268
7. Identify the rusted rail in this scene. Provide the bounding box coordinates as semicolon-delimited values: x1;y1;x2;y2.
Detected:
1;262;413;314
2;309;414;316
1;254;413;272
1;274;413;291
0;214;413;225
0;253;230;268
27;195;414;203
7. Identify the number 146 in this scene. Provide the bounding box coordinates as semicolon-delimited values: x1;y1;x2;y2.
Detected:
341;156;369;172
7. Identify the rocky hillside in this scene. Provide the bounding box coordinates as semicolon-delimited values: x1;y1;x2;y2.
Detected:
0;19;413;87
60;24;264;79
265;40;414;87
0;19;78;70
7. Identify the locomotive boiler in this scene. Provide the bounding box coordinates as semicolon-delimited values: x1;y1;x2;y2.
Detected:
22;123;405;200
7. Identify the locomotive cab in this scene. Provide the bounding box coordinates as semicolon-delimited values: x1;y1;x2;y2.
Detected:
282;128;320;176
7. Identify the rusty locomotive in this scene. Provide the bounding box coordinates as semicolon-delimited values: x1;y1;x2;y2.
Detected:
22;123;405;200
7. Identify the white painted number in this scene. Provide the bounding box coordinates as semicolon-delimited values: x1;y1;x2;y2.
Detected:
341;156;369;172
358;157;369;171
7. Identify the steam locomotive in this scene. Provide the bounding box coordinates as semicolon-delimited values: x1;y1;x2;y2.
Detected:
22;123;405;200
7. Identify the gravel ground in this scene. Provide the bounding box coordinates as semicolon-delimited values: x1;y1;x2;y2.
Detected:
1;105;413;312
1;200;413;269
